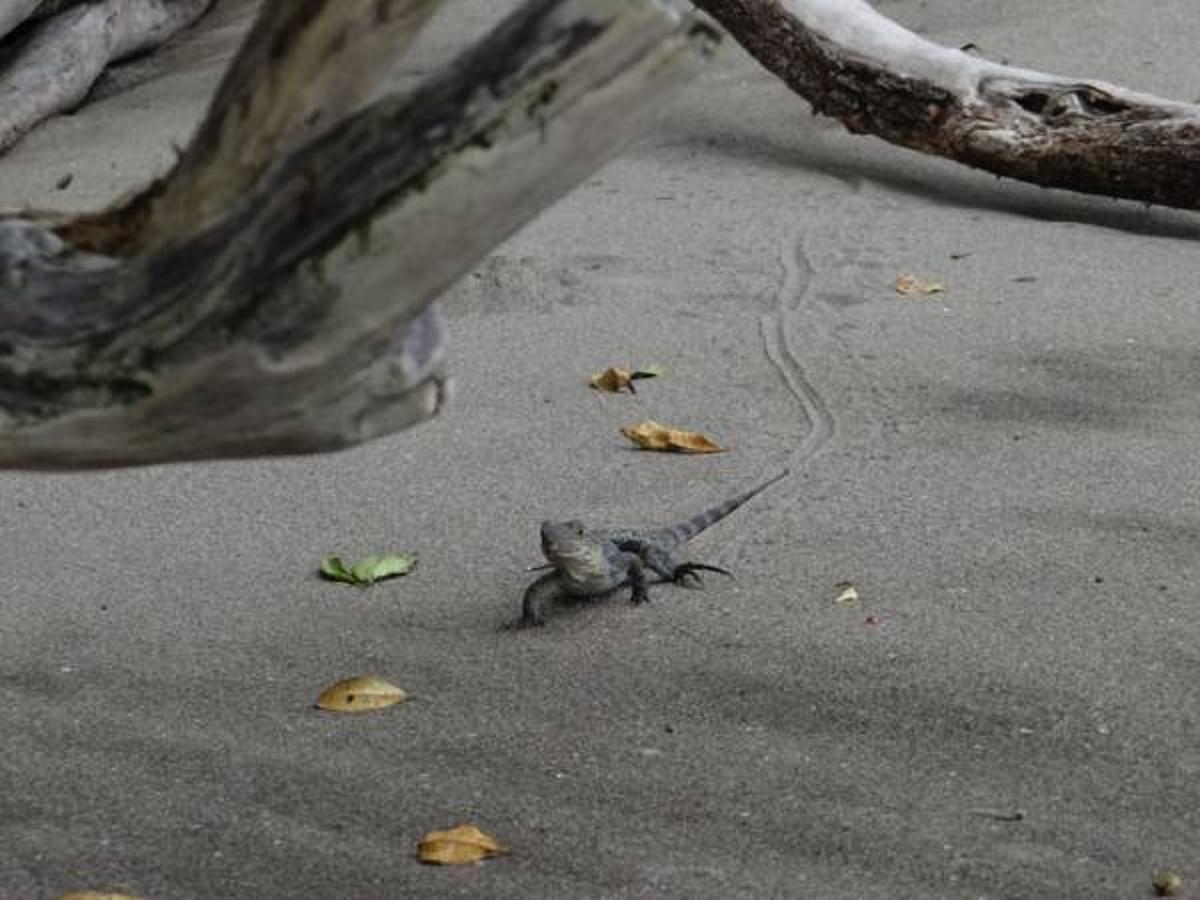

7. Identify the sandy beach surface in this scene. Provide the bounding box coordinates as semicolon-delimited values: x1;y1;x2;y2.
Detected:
2;1;1199;897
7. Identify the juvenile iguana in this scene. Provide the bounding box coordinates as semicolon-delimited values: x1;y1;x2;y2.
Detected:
520;470;789;626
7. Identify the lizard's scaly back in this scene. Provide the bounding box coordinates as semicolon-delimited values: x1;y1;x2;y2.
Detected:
655;469;789;548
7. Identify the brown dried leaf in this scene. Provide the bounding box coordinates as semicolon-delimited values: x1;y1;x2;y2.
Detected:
56;894;143;900
588;366;662;394
895;273;945;296
620;420;724;454
316;675;408;713
590;366;635;392
417;823;507;865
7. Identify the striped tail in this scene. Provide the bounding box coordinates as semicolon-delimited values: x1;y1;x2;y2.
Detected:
658;469;789;548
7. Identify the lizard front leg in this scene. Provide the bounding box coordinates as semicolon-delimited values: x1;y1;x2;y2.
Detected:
622;553;650;605
520;571;561;627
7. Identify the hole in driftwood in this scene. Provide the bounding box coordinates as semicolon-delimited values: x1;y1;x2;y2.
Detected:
1014;91;1050;114
1076;91;1126;116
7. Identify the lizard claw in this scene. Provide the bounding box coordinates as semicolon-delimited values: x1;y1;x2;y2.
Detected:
673;562;732;587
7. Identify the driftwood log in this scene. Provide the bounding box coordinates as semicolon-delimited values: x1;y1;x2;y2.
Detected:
693;0;1200;209
4;0;1200;469
8;0;1200;210
0;0;716;469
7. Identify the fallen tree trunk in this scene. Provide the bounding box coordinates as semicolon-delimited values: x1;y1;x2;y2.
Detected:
0;0;214;153
0;0;716;469
693;0;1200;210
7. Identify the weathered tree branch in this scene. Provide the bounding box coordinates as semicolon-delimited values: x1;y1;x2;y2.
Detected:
693;0;1200;210
0;0;214;154
123;0;446;253
0;0;716;469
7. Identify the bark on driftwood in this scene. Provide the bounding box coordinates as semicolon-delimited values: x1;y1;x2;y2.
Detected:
0;0;717;469
0;0;215;153
694;0;1200;210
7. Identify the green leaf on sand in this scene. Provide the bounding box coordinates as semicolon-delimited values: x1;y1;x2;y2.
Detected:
320;554;416;586
320;556;357;584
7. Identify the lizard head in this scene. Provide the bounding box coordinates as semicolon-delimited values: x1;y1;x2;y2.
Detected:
540;519;603;565
540;519;587;557
539;520;609;588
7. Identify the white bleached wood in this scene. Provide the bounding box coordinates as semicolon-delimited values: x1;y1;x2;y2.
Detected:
782;0;1189;109
0;0;214;153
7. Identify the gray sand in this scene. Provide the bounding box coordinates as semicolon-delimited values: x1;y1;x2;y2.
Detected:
2;2;1199;898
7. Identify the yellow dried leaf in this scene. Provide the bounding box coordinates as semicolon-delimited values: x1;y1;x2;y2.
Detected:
417;823;507;865
316;675;408;712
620;420;724;454
56;894;143;900
834;582;860;605
895;273;945;296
